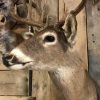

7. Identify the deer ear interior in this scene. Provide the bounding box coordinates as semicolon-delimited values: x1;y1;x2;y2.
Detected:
63;13;77;47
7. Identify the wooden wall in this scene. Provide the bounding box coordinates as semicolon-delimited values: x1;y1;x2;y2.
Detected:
86;0;100;98
0;0;88;100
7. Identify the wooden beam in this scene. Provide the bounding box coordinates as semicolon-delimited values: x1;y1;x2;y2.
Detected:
0;96;36;100
0;70;29;96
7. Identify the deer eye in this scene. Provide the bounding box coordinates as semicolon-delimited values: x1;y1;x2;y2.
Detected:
44;35;55;43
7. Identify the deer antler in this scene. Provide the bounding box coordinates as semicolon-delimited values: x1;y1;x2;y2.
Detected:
56;0;87;27
71;0;87;16
9;0;43;27
9;12;42;27
10;0;86;28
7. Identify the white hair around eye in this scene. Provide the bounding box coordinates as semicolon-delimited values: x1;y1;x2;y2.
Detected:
42;32;57;47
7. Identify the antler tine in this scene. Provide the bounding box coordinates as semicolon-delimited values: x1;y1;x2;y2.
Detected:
71;0;87;15
9;0;43;28
10;12;43;27
55;0;87;27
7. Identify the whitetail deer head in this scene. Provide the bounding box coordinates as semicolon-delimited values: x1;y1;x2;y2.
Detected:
2;1;97;100
2;0;87;70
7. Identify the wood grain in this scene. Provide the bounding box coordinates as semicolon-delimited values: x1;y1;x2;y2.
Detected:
0;96;36;100
86;0;100;99
0;70;29;96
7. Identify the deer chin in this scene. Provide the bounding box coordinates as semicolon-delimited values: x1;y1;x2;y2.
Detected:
8;61;34;70
8;64;27;70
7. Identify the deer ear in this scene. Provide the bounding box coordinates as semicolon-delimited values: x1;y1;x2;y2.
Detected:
63;13;77;47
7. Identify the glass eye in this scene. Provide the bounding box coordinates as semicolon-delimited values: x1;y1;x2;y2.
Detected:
44;35;55;43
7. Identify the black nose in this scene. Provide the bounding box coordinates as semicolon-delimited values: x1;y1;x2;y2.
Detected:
0;3;5;8
0;16;6;23
2;53;18;67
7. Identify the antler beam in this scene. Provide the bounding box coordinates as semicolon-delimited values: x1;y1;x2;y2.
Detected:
55;0;87;27
9;0;43;28
10;12;43;27
71;0;87;15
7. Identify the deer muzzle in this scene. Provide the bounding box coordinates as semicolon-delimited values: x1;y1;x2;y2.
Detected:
2;49;33;70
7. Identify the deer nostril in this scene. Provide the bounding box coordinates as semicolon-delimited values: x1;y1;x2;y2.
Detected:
3;54;14;61
2;54;19;67
1;17;5;23
5;54;19;64
0;3;5;7
0;15;6;25
2;54;14;67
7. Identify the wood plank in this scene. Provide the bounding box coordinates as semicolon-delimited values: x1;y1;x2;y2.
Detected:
59;0;65;20
45;0;58;24
32;71;50;100
0;70;29;96
0;96;36;100
32;71;64;100
0;56;8;70
86;0;100;99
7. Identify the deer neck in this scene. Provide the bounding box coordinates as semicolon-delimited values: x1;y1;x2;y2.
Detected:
49;66;89;100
